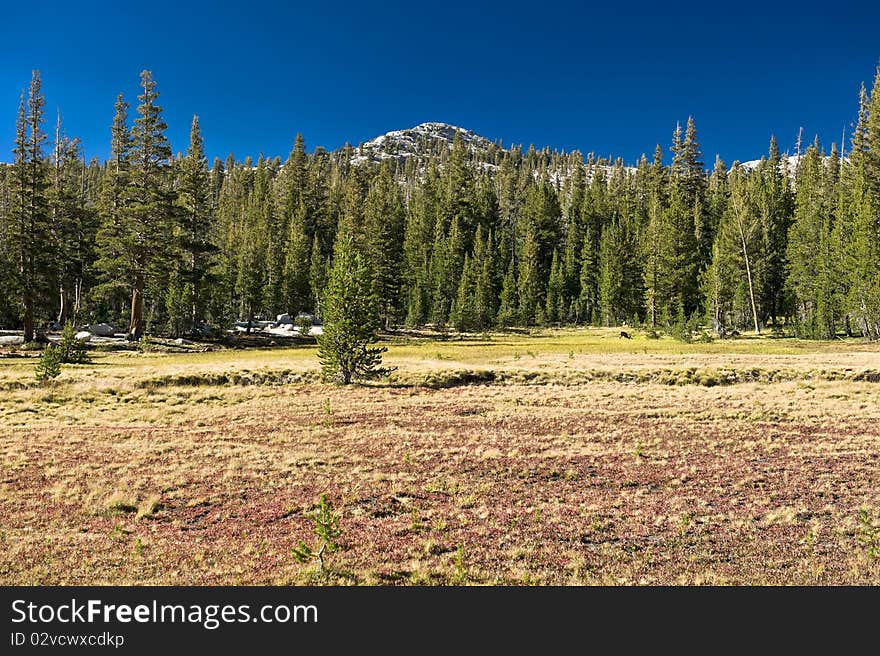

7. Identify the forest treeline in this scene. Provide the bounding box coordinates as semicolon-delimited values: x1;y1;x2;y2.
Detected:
1;68;879;341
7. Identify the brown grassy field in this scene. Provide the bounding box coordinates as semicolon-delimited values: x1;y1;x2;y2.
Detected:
1;328;879;584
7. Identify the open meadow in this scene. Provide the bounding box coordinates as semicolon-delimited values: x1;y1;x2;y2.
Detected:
1;327;879;585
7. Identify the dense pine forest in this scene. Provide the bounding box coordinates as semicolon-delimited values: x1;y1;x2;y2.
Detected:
2;68;880;342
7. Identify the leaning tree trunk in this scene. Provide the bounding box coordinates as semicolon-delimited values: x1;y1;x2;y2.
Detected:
731;192;760;336
57;285;69;326
128;274;146;341
740;238;760;336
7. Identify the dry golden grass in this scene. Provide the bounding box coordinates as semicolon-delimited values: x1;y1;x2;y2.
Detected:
1;328;879;584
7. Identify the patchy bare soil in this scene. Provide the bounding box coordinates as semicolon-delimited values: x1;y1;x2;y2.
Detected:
2;369;879;585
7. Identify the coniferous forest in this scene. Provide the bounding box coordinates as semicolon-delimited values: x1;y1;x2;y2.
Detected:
2;67;880;342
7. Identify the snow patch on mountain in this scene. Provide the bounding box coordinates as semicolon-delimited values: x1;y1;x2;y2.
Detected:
737;154;847;179
738;154;803;172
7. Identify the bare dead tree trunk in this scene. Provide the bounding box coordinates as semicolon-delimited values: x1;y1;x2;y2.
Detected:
73;278;82;325
731;185;760;335
54;112;64;328
57;286;68;326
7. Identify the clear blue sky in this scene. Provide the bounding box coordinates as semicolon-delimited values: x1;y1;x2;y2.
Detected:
1;0;878;165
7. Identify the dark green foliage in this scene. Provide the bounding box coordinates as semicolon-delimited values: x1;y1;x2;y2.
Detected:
544;249;565;324
318;236;391;384
308;235;328;316
291;494;342;571
165;271;191;337
496;258;518;326
295;314;312;336
8;72;53;342
96;71;175;340
58;321;88;364
35;344;62;381
364;163;405;328
517;222;542;325
175;115;217;330
282;198;311;314
2;68;880;343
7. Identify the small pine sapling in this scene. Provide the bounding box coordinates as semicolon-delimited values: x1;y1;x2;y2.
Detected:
292;494;342;570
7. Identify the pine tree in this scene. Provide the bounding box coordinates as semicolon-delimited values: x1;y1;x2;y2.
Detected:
846;65;880;338
5;72;880;343
701;238;734;333
517;221;542;325
598;217;643;327
560;164;585;323
0;164;13;325
364;163;405;328
430;215;465;327
8;71;53;342
642;145;671;327
441;133;479;242
473;227;497;329
165;269;191;337
282;198;311;314
275;133;309;236
50;112;94;326
176;115;217;329
787;144;828;335
577;228;599;324
496;257;518;326
752;136;793;325
667;120;704;317
97;71;175;340
308;235;328;316
403;172;438;326
520;180;562;284
725;164;761;334
544;249;564;324
259;154;285;318
318;236;389;384
451;254;476;331
94;94;132;324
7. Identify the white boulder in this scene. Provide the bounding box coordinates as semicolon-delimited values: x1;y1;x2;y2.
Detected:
74;331;92;342
88;323;116;337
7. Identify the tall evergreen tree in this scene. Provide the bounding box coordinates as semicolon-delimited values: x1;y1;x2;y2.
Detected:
544;249;565;324
517;221;542;325
752;136;793;325
666;119;705;317
496;257;518;327
472;227;497;329
50;113;94;326
642;145;671;327
845;66;880;338
364;163;405;328
722;164;761;333
97;71;175;340
318;236;388;384
787;143;833;335
175;115;216;329
8;71;53;342
282;198;311;314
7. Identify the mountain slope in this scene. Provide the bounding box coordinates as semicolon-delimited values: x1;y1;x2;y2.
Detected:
350;122;493;165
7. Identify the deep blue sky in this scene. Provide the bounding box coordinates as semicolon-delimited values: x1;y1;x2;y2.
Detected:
1;1;878;166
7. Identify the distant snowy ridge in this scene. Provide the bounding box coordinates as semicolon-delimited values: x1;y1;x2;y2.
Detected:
737;153;847;179
351;122;493;165
738;154;804;172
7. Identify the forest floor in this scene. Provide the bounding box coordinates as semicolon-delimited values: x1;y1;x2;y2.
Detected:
1;327;879;584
